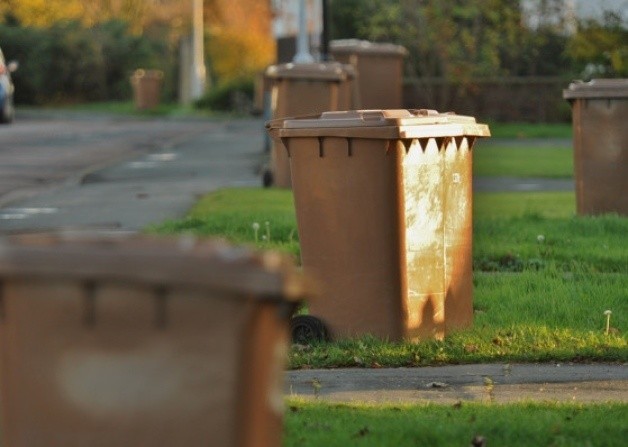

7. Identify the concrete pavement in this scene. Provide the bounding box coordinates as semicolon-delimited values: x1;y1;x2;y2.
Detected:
285;363;628;404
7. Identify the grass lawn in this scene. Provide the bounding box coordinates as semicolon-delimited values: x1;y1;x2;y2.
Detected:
284;401;628;447
473;145;573;178
149;188;628;366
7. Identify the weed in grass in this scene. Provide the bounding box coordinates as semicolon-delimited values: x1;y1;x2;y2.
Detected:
604;310;613;336
252;222;260;242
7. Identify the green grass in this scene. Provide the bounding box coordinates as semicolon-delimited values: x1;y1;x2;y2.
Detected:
151;189;628;273
290;270;627;367
149;188;300;259
473;146;573;178
487;122;572;139
284;401;628;447
149;188;627;366
474;192;627;273
474;191;575;219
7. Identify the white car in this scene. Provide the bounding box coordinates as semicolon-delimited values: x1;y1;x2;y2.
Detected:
0;46;18;124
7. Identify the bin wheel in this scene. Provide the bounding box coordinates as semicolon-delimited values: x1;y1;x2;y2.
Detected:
290;315;327;344
262;169;273;188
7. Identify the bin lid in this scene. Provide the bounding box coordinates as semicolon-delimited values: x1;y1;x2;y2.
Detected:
265;62;355;81
330;39;408;57
0;233;312;300
563;78;628;100
276;109;490;139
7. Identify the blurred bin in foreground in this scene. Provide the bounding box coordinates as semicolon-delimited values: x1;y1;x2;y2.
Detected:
563;79;628;215
330;39;408;109
270;109;490;341
0;233;311;447
130;69;164;110
264;62;356;188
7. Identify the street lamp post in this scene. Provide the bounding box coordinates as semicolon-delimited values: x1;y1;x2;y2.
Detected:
191;0;207;100
293;0;314;63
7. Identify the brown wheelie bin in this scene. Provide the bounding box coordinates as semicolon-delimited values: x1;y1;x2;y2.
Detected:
0;233;312;447
270;109;490;342
563;78;628;215
130;69;164;110
264;62;356;188
330;39;408;109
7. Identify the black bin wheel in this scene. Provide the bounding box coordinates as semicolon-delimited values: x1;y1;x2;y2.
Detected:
262;169;273;188
290;315;327;344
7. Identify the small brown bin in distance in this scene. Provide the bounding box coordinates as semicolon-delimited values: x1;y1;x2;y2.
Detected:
563;79;628;215
264;62;356;188
272;109;490;341
330;39;408;109
130;69;164;110
0;233;312;447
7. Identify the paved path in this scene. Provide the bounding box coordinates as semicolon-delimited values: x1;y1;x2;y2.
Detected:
286;363;627;404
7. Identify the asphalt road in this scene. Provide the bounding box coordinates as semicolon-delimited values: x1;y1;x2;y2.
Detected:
0;112;265;234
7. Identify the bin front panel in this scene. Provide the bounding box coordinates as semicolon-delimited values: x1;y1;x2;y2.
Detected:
572;98;628;215
443;137;474;331
288;137;405;339
402;138;447;340
0;280;249;447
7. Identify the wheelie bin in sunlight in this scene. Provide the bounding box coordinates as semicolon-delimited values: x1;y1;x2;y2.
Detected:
563;78;628;215
269;109;490;342
263;62;356;188
0;233;313;447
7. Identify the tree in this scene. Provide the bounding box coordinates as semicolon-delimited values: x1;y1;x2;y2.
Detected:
205;0;274;82
329;0;577;79
0;0;84;26
567;11;628;78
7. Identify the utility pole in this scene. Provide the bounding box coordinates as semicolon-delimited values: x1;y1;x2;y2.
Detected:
321;0;330;61
293;0;314;63
191;0;207;100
